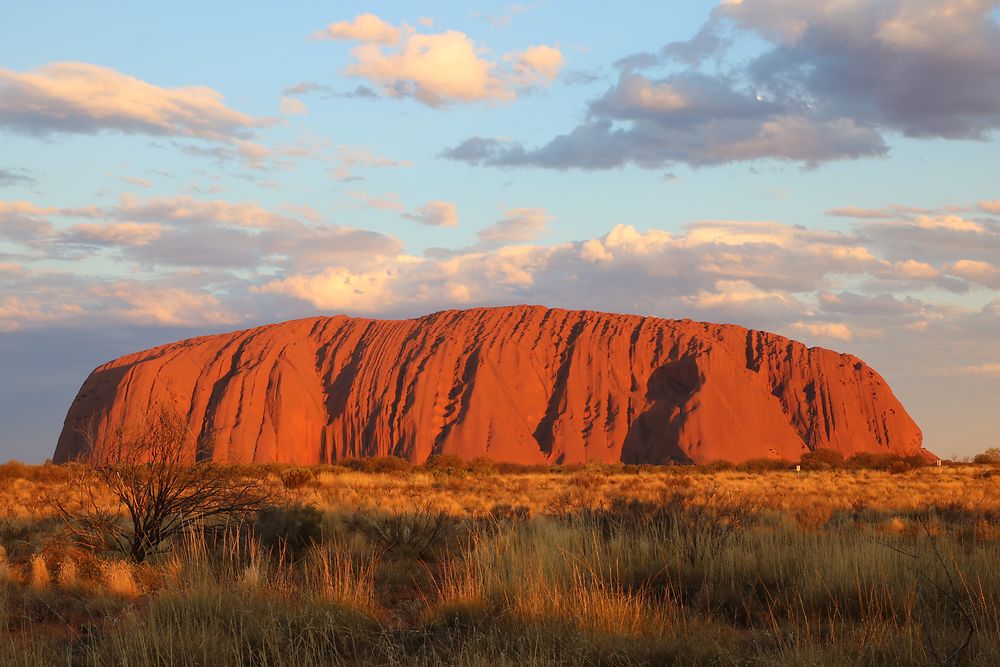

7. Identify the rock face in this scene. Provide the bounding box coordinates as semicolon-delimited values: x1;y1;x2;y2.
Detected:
55;306;925;465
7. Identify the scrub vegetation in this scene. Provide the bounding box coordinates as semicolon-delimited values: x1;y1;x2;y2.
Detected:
1;452;998;666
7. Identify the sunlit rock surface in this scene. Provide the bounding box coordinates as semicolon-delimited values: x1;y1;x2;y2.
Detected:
55;306;926;465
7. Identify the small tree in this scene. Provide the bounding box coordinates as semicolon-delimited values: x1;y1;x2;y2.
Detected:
54;408;272;563
972;447;1000;465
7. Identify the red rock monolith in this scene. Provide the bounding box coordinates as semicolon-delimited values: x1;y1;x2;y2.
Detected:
54;306;926;465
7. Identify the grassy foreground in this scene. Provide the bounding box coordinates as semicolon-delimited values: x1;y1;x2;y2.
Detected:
1;460;998;665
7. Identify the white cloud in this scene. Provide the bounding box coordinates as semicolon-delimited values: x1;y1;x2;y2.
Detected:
313;13;402;45
914;214;984;233
948;259;1000;288
0;296;83;332
447;0;1000;170
960;363;1000;377
891;259;939;280
0;194;402;271
115;194;295;229
322;14;563;106
508;45;564;86
255;263;413;312
61;222;164;247
96;283;238;326
790;320;853;342
979;199;1000;214
403;200;459;227
688;279;793;309
0;62;267;142
478;207;552;244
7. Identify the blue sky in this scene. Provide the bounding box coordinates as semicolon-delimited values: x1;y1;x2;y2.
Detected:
2;1;1000;461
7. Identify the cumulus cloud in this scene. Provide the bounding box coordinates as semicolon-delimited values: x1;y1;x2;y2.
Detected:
313;13;402;45
834;204;1000;266
446;0;1000;169
719;0;1000;139
478;207;552;244
978;199;1000;214
0;194;402;270
403;200;459;227
94;282;239;327
114;194;296;229
790;320;853;342
6;192;1000;399
508;46;564;86
7;190;1000;458
60;221;164;247
0;296;83;332
258;219;882;325
0;62;268;142
255;263;413;312
318;14;563;106
947;259;1000;289
0;266;240;331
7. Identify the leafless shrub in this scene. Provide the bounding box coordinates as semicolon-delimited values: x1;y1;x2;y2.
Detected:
354;500;457;561
51;407;273;563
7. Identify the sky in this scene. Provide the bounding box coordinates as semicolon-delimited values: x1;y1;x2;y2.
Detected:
2;0;999;462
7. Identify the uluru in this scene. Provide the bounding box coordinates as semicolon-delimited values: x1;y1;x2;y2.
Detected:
54;306;925;465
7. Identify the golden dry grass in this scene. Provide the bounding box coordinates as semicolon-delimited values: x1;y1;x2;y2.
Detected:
0;460;998;665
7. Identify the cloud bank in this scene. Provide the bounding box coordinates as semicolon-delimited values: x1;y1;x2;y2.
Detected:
446;0;1000;169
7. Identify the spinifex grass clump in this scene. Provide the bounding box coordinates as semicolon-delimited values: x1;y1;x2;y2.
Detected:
0;463;998;665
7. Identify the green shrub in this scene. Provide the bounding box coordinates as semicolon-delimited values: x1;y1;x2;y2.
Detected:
699;460;736;472
738;458;794;472
360;456;413;473
254;504;324;557
800;448;845;470
973;447;1000;464
424;453;467;471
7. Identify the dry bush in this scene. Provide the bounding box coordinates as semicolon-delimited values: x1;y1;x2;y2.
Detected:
52;407;273;563
4;463;1000;665
424;453;467;471
660;486;756;565
278;467;316;490
353;502;458;561
738;458;794;472
973;447;1000;465
253;503;324;558
800;448;845;470
358;456;413;473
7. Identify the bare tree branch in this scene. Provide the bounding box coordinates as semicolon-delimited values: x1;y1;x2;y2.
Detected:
50;407;274;562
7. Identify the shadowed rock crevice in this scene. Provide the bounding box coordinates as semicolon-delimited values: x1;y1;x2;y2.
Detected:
53;306;928;465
